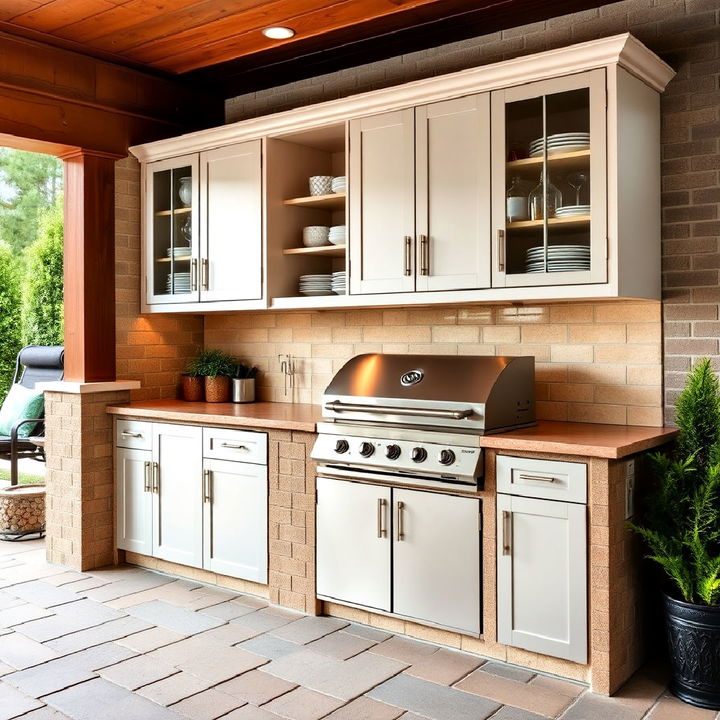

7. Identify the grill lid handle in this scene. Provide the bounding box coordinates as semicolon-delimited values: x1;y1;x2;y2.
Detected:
324;400;474;421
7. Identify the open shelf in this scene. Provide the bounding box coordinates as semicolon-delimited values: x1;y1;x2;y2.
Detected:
282;244;346;257
283;193;345;210
155;207;192;217
507;215;590;230
157;255;192;263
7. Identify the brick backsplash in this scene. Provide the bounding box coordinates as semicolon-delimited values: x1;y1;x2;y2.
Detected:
225;0;720;425
205;302;664;427
115;156;203;401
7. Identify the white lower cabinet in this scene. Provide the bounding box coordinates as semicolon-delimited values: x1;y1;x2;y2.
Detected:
203;457;267;583
316;477;481;634
116;421;268;583
115;447;153;555
496;455;587;663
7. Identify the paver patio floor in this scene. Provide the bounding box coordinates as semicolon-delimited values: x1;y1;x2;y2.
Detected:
0;539;716;720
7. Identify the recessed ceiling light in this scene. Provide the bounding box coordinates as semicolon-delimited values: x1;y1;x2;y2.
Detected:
262;26;296;40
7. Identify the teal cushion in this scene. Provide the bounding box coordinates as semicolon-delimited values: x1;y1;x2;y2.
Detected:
0;384;44;438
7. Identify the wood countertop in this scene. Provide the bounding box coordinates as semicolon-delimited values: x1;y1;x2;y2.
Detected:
108;400;676;459
107;399;322;433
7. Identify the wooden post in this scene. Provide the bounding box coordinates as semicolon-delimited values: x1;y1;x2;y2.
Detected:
61;150;118;382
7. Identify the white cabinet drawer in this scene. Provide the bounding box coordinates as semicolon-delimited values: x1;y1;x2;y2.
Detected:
203;427;267;465
116;420;152;450
496;455;586;504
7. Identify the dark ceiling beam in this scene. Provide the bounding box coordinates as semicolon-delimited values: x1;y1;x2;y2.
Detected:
185;0;614;98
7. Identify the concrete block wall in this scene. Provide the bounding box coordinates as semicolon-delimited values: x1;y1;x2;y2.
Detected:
225;0;720;424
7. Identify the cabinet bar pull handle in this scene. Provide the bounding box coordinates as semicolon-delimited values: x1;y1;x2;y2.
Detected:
220;442;248;451
518;473;556;484
497;229;505;271
152;462;159;494
191;259;198;291
143;461;152;492
404;236;412;276
203;469;212;503
502;510;511;555
396;501;405;541
201;258;209;290
377;498;387;538
121;431;143;438
419;235;429;276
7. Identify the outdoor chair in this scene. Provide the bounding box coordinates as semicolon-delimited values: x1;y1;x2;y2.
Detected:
0;346;64;486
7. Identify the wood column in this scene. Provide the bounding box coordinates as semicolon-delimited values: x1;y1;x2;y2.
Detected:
62;150;118;382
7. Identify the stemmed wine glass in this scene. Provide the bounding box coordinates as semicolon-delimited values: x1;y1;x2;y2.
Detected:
566;171;588;206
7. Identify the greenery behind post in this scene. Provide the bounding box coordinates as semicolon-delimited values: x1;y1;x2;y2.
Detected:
0;243;22;404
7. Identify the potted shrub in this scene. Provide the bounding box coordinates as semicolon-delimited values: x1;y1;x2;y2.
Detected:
630;358;720;709
181;355;204;402
192;348;235;403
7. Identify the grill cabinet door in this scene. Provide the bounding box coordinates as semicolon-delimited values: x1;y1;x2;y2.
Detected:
496;493;587;662
316;477;391;612
393;488;481;634
116;447;153;555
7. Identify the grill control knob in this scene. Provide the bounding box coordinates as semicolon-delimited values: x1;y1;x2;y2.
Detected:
411;447;428;463
334;439;349;454
359;442;375;458
386;444;401;460
439;449;456;466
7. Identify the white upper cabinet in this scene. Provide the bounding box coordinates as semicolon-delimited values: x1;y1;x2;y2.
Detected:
349;96;490;295
415;94;491;292
132;34;674;312
491;70;607;289
200;141;263;303
349;109;416;295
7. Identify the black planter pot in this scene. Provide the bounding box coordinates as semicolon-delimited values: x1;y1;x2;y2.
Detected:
664;592;720;709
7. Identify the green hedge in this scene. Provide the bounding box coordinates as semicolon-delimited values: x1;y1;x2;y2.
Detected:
0;243;22;405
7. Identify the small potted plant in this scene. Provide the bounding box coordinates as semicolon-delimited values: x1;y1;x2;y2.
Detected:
181;355;204;402
629;358;720;709
191;348;236;403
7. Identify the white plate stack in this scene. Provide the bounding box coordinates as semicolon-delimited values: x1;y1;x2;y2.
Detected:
331;271;346;294
526;245;591;273
299;274;333;296
529;133;590;157
331;176;346;194
166;246;191;259
166;272;191;293
328;225;346;245
555;204;591;218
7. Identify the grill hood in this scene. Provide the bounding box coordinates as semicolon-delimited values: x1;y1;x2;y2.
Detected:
322;353;535;434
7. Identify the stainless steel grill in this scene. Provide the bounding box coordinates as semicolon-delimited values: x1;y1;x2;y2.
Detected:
312;353;535;491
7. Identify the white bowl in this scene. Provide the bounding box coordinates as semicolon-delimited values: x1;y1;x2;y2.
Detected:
309;176;333;196
302;226;330;247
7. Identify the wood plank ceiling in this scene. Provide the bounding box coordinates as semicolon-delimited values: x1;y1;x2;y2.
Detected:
0;0;613;95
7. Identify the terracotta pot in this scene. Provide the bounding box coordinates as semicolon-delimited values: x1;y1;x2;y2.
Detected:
204;375;231;403
181;374;204;402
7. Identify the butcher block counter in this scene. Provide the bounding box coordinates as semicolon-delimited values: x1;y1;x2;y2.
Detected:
107;399;676;458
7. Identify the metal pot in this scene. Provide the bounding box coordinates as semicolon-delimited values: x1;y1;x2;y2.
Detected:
232;378;255;403
664;591;720;709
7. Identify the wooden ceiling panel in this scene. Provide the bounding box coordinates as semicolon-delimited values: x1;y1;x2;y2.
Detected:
11;0;123;33
124;0;450;71
0;1;47;22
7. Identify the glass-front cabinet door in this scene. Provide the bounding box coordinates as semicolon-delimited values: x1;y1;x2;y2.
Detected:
491;70;606;288
145;154;199;304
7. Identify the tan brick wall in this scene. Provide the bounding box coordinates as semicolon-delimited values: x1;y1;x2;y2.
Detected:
45;389;131;571
205;302;664;426
115;156;204;401
225;0;720;426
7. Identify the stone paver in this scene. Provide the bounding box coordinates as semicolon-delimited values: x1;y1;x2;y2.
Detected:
0;681;44;719
343;624;393;642
216;669;297;706
6;580;81;608
170;688;244;720
559;693;646;720
98;654;180;690
45;678;184;720
305;630;378;660
324;696;405;719
5;642;137;697
195;623;260;646
492;707;548;720
369;674;501;720
645;693;718;720
199;600;261;621
270;616;349;645
370;636;440;665
44;616;152;654
233;608;302;634
221;707;281;720
404;647;483;686
0;631;60;669
239;634;302;659
16;708;73;720
263;686;345;720
127;600;226;635
0;603;54;628
115;626;187;653
481;661;535;683
137;671;214;706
